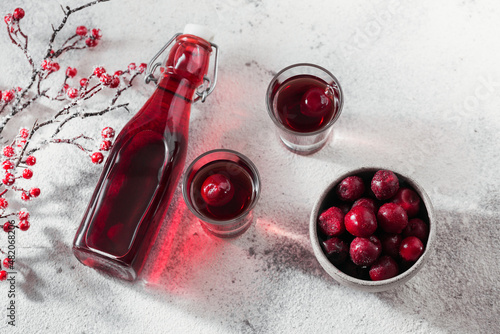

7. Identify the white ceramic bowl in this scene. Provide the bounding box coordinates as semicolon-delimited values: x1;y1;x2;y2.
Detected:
309;167;436;292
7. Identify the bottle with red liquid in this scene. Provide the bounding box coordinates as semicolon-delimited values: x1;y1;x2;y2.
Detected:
73;25;218;281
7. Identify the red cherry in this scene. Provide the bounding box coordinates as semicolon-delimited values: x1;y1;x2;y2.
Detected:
369;256;399;281
380;233;403;258
29;187;40;198
300;87;332;117
13;8;25;20
344;206;377;237
349;235;381;266
400;236;424;262
402;218;429;242
91;152;104;164
321;237;349;265
352;197;376;213
18;220;30;231
377;203;408;234
371;170;399;200
22;168;33;179
336;176;365;202
318;206;345;237
0;270;7;281
392;187;421;217
26;155;36;166
76;26;87;36
201;174;235;207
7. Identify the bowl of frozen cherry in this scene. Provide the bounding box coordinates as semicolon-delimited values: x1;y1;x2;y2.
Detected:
309;167;435;292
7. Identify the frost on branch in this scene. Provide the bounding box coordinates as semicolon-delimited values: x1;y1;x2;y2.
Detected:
0;1;148;281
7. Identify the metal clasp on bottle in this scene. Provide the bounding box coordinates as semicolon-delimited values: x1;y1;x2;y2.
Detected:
144;33;219;103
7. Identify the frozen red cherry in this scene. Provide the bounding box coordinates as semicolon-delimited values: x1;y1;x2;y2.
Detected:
26;155;36;166
93;66;106;78
3;222;13;232
0;198;8;209
322;237;348;265
201;174;235;207
76;25;87;36
101;127;115;139
18;220;30;231
402;218;429;242
380;233;402;258
392;187;421;217
13;8;25;20
0;270;6;281
400;236;424;262
91;152;104;164
352;197;376;212
344;206;377;237
369;256;399;281
371;170;399;200
99;140;112;151
336;176;365;202
22;168;33;179
377;203;408;234
29;187;40;198
350;235;381;266
300;87;332;117
318;206;345;237
66;67;77;78
2;173;15;186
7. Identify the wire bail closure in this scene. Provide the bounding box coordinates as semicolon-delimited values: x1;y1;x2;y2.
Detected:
144;33;219;103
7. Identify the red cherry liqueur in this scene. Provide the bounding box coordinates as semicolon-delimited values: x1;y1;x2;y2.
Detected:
73;26;216;280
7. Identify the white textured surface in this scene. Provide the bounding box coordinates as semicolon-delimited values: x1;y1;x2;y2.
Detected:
0;0;499;333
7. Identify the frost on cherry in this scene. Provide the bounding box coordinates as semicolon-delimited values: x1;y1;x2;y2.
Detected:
0;1;146;280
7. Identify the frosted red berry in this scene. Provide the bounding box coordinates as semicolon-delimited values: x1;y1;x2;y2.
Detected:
371;170;399;200
22;168;33;179
128;63;136;71
109;77;120;88
138;63;147;73
318;206;345;237
18;209;29;221
66;87;78;99
94;66;106;78
2;173;15;186
2;160;14;170
91;152;104;164
25;155;36;166
99;140;112;151
80;78;88;87
13;8;25;20
76;25;87;36
0;270;6;281
101;127;115;139
344;206;377;237
0;198;8;209
337;176;365;201
3;258;13;269
369;256;399;281
3;222;13;232
402;218;429;242
322;237;349;265
350;235;382;266
201;174;235;207
51;62;60;72
18;220;30;231
392;187;421;217
41;59;51;71
400;236;424;262
114;70;123;76
21;192;30;201
66;67;77;78
29;187;40;198
3;146;14;158
100;73;112;85
19;127;29;138
91;28;102;39
300;87;332;117
2;90;15;103
85;38;98;47
4;14;13;24
377;203;408;234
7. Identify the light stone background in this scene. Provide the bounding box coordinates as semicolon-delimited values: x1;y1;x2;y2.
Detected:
0;0;499;333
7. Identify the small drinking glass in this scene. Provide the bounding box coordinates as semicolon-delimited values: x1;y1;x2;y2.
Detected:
266;63;344;154
182;149;261;238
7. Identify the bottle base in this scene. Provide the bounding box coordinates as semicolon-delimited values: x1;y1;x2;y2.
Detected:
73;246;137;281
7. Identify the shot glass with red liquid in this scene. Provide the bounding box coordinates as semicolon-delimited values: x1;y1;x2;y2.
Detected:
182;149;261;238
266;63;344;154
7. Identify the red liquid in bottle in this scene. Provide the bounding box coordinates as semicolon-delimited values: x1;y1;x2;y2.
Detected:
274;75;339;133
73;33;213;280
190;161;255;221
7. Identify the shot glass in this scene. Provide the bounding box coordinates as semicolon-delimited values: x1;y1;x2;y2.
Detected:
266;63;344;154
182;149;261;238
